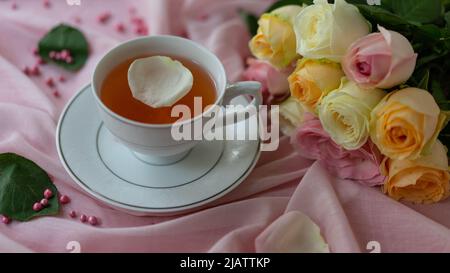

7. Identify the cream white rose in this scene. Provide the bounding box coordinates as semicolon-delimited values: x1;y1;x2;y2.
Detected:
318;79;385;150
249;5;304;68
279;96;305;136
294;0;370;62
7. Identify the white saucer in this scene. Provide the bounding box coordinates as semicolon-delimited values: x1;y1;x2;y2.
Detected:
56;85;261;215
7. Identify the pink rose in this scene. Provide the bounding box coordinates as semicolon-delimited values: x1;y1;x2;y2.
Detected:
291;113;385;186
242;58;292;105
342;26;417;89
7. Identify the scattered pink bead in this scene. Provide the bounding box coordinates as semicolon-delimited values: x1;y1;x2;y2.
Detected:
55;52;62;61
59;195;70;205
30;66;40;76
59;75;66;82
33;202;43;212
80;214;87;223
65;56;73;64
97;12;112;24
131;17;144;25
40;198;49;207
138;26;149;36
43;0;51;8
116;23;126;33
44;189;53;199
74;16;82;24
23;66;31;76
60;49;70;59
129;7;136;15
53;90;60;98
33;47;39;56
37;57;46;65
49;51;57;59
46;77;54;87
88;216;98;226
1;215;11;225
11;2;18;10
69;210;77;218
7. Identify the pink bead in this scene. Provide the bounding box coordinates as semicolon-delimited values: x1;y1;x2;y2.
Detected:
59;195;70;205
97;12;111;24
49;51;57;59
43;0;51;8
11;2;18;10
74;16;82;24
1;215;11;225
30;66;40;76
135;25;149;36
65;56;73;64
60;49;70;59
43;189;53;199
46;77;54;87
33;47;39;56
69;211;77;218
33;202;43;212
115;23;126;33
131;17;144;25
88;216;98;226
55;52;62;60
23;66;31;75
129;7;136;15
40;198;49;207
59;75;66;82
53;90;60;98
37;57;46;65
80;214;87;223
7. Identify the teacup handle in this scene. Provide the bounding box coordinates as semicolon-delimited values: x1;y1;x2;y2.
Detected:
221;81;262;120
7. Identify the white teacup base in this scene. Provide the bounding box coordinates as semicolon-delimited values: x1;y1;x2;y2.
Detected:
57;84;261;215
132;149;192;166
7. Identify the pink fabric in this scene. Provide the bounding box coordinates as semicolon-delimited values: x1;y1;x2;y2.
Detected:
1;0;450;253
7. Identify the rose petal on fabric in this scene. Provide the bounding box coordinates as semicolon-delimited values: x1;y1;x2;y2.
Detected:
128;56;193;108
255;211;329;253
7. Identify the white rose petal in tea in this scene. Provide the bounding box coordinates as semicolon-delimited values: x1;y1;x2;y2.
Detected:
128;56;194;108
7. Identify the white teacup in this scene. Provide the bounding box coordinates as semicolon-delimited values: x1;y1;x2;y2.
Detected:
92;35;261;165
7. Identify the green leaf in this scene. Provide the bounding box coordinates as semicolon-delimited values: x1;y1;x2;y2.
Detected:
239;10;259;36
355;5;412;30
418;69;430;90
415;24;442;42
266;0;312;12
0;153;59;221
432;80;450;110
38;24;89;71
391;0;441;24
446;12;450;30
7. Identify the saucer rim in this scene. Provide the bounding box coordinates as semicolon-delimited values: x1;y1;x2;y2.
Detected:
56;84;261;215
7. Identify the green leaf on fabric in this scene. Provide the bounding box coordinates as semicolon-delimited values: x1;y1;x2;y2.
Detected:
0;153;59;221
38;24;89;71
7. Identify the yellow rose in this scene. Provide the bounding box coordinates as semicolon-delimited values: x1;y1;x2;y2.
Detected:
381;140;450;204
288;59;344;113
294;0;370;62
249;5;303;69
370;88;445;160
279;96;305;136
318;79;386;150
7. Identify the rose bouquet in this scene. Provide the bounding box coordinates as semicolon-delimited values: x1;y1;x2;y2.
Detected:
242;0;450;204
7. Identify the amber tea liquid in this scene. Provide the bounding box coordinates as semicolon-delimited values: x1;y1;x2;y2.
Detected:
101;55;217;124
